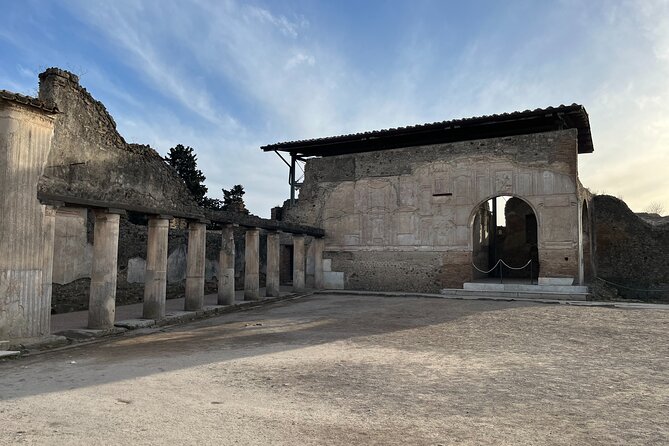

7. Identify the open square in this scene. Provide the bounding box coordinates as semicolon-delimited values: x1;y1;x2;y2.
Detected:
2;294;667;445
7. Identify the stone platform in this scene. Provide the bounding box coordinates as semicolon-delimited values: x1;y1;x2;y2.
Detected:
442;281;590;301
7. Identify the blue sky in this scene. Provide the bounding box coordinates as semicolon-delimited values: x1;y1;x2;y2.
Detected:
1;0;668;216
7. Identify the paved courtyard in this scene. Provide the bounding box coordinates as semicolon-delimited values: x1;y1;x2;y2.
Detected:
1;294;668;445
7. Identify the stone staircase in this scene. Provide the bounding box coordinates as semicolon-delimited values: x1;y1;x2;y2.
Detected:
441;280;590;301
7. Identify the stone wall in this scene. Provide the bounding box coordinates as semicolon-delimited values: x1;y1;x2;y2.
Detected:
593;195;669;301
36;68;201;217
285;129;587;292
52;208;92;284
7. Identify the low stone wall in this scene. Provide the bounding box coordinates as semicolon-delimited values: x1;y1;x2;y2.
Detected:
593;195;669;302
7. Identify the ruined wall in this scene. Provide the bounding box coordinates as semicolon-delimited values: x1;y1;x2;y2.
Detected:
593;195;669;301
0;100;56;339
285;130;584;292
52;208;92;284
36;68;201;217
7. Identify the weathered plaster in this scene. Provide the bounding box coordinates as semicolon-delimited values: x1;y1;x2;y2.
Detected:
285;130;588;292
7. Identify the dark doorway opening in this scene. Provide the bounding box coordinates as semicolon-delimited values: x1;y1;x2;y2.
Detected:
472;196;539;281
280;244;293;285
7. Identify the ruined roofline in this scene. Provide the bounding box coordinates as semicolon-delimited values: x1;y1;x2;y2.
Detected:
261;103;594;157
38;67;123;138
0;89;59;114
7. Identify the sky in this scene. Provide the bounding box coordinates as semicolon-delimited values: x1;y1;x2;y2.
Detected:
1;0;668;217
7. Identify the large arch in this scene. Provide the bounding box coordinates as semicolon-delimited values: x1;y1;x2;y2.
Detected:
470;195;539;282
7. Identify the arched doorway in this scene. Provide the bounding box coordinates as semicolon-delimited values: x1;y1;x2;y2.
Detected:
472;195;539;282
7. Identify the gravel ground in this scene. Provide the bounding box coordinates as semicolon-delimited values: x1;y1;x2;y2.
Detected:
1;294;668;445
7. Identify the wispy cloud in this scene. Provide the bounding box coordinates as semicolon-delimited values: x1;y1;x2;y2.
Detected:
15;0;667;215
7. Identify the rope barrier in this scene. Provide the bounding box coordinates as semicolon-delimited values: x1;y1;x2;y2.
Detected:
471;259;502;274
595;277;669;293
471;259;532;273
500;259;532;271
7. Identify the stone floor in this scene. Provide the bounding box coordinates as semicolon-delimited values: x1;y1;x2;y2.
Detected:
2;293;668;445
50;286;297;333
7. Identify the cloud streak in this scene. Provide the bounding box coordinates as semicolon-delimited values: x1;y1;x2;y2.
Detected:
4;0;665;215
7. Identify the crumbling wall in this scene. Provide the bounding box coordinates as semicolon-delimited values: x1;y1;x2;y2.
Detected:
285;129;583;292
36;68;201;217
593;195;669;301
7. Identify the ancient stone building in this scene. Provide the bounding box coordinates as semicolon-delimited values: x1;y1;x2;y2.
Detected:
1;68;323;346
264;105;596;293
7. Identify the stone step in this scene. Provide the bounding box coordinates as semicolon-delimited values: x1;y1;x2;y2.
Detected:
463;282;589;294
441;288;589;301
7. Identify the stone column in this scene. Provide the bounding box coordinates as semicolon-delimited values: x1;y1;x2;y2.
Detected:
40;205;58;334
266;231;281;297
143;216;170;319
244;227;260;301
185;221;206;311
293;234;305;292
88;210;121;330
313;237;324;290
218;224;235;305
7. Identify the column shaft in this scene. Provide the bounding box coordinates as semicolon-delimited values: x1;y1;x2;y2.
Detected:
313;237;324;290
244;228;260;301
218;224;235;305
40;206;57;335
143;217;170;319
266;231;280;297
88;211;121;329
185;222;206;311
293;234;305;292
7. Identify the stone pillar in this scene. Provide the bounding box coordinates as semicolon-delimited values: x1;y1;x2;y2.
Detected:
244;227;260;301
88;210;121;330
0;100;56;341
266;231;281;297
218;224;235;305
313;237;324;290
293;234;305;292
185;221;206;311
143;216;170;319
40;205;58;334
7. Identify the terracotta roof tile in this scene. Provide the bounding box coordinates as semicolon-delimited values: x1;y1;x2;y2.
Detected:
262;103;593;155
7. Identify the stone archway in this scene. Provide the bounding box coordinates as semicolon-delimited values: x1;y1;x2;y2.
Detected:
471;195;539;281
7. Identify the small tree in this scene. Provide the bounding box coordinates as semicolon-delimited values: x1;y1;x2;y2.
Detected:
645;201;666;215
201;197;223;210
164;144;208;205
222;184;249;214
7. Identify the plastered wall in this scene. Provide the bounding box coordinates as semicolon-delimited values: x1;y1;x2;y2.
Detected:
285;130;586;292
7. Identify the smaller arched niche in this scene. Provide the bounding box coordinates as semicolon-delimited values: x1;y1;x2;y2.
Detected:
472;195;539;281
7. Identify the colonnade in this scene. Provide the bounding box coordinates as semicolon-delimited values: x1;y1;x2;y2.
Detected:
82;212;324;330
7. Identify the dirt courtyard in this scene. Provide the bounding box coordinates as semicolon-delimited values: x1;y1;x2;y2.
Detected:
1;294;668;445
